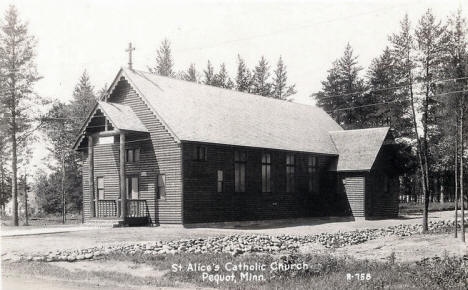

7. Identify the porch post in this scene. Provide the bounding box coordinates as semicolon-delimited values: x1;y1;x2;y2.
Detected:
120;132;127;222
88;135;95;217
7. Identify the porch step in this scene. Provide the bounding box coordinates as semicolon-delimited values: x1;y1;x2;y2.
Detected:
85;219;123;227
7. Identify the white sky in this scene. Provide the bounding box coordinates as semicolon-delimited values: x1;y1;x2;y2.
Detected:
1;0;466;174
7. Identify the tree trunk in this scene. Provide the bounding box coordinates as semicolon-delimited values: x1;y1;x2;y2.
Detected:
455;132;459;238
409;76;428;232
23;173;28;226
460;105;465;242
61;153;66;224
11;128;18;226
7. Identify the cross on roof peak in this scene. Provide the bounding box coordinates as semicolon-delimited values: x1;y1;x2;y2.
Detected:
126;42;135;70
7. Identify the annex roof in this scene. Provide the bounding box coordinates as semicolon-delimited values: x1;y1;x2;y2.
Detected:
329;127;390;171
116;68;343;154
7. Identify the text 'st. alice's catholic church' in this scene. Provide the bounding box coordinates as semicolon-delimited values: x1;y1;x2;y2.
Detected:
73;67;401;226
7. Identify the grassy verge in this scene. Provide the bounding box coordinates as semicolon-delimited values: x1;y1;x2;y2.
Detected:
6;251;464;290
399;202;455;214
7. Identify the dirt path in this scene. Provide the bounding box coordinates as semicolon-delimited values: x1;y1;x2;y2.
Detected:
1;211;456;257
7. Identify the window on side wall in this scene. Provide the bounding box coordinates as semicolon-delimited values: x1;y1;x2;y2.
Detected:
193;145;207;161
307;156;318;193
234;151;246;192
286;153;295;193
157;174;166;200
261;152;271;193
217;170;224;193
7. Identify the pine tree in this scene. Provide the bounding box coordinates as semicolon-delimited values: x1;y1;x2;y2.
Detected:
251;56;272;97
184;63;198;82
0;5;40;226
203;60;214;85
366;47;412;137
235;55;252;92
69;71;97;129
153;38;174;77
389;14;429;232
272;56;296;100
314;44;365;127
213;63;233;89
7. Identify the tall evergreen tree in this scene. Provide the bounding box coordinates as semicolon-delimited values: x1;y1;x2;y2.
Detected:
69;71;97;130
0;5;40;226
184;63;198;82
212;63;233;89
153;38;174;77
272;56;296;100
235;55;252;92
314;44;366;127
366;47;412;137
203;60;214;85
251;56;272;97
415;9;450;226
389;14;429;232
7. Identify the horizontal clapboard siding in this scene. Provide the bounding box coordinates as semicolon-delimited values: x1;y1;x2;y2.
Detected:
182;142;338;223
342;175;365;217
109;78;182;224
82;154;91;221
366;172;399;217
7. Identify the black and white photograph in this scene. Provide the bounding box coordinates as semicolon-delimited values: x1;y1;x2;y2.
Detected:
0;0;467;289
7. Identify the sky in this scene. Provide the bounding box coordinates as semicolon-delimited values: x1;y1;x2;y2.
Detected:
1;0;466;175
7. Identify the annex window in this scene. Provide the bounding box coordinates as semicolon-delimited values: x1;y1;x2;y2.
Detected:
307;156;318;193
97;177;105;200
286;153;295;193
217;170;224;193
125;148;140;163
234;151;246;192
193;145;207;161
126;176;139;200
157;174;166;200
261;152;271;193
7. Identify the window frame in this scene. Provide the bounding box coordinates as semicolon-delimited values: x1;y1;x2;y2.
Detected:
286;153;295;193
193;145;207;161
234;151;247;193
125;148;140;163
307;155;318;193
261;152;272;193
217;170;224;193
125;175;140;200
157;174;166;200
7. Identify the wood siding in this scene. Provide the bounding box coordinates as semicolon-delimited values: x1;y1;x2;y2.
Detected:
339;174;366;217
182;142;340;224
82;78;183;224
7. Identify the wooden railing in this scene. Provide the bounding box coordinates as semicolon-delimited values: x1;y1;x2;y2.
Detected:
95;199;149;219
126;199;149;218
96;199;118;218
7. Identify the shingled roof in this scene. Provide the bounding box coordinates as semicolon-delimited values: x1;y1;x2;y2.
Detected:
98;101;148;133
330;127;390;171
117;68;343;154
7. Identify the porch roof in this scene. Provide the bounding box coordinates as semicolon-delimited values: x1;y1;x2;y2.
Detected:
97;101;148;133
72;101;148;150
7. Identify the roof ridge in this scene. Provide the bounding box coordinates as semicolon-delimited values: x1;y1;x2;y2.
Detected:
126;68;334;113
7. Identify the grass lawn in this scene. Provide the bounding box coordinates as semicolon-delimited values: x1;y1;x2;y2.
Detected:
1;214;82;228
399;202;456;215
4;250;467;290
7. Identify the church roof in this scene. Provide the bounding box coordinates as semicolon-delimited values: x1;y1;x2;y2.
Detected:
118;68;343;155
